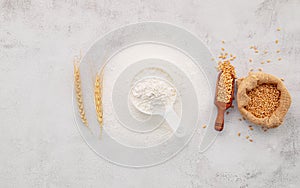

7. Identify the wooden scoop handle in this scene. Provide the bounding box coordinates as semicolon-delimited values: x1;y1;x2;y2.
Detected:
215;108;225;131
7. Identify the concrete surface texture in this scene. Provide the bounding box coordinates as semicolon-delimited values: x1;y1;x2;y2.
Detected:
1;0;300;187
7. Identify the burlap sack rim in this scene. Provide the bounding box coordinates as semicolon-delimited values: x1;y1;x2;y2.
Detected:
237;72;292;128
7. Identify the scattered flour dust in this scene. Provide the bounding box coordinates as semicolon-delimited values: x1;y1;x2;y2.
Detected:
130;77;177;114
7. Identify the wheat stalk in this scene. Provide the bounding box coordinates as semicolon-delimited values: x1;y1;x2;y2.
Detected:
94;68;104;135
74;57;88;126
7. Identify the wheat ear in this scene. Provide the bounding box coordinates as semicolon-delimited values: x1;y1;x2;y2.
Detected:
94;69;104;135
74;58;88;126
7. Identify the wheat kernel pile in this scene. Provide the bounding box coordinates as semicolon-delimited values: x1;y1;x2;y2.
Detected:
217;61;236;103
245;84;280;118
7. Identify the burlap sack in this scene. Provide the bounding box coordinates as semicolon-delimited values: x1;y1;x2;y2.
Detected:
237;72;291;128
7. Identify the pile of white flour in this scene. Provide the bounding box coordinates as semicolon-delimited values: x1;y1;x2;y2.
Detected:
130;77;177;114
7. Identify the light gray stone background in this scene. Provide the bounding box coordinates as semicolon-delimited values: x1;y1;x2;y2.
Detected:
1;0;300;187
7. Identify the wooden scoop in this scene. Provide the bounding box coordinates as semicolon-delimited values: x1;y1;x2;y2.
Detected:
214;72;235;131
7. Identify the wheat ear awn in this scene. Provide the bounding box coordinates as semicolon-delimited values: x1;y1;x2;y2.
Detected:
74;58;88;126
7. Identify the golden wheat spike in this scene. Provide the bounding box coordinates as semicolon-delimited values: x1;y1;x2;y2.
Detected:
73;58;88;126
94;69;104;136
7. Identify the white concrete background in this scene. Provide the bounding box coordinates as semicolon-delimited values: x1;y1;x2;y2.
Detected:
1;0;300;187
